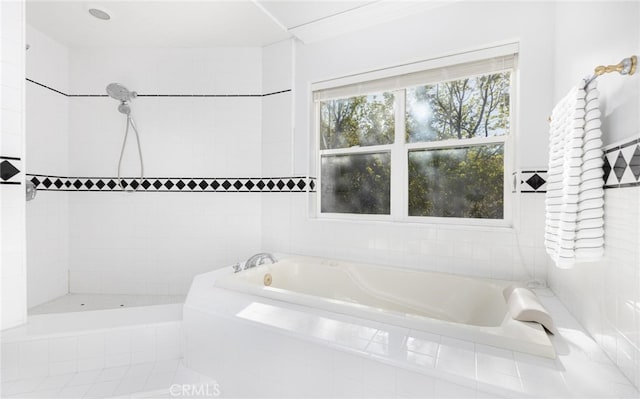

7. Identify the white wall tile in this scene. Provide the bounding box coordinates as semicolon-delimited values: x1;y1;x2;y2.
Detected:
68;193;261;295
105;330;131;356
549;186;640;390
57;46;265;296
77;333;105;360
105;353;131;368
23;23;70;310
77;357;105;372
1;1;23;42
1;35;23;69
19;339;48;368
156;324;182;361
48;360;77;376
262;94;292;177
2;109;21;138
0;188;27;330
268;194;547;283
26;192;69;308
1;85;22;112
48;337;77;363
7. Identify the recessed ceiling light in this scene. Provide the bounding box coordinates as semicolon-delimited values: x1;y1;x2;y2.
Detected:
88;7;111;21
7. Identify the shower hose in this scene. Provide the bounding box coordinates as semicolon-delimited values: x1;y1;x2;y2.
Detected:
117;115;144;192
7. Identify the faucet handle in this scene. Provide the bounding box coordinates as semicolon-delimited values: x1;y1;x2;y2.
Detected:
232;262;242;273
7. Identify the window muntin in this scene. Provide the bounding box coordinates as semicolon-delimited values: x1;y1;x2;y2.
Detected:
315;55;514;223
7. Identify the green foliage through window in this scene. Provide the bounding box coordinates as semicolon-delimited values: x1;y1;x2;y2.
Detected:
320;93;395;150
317;67;511;220
321;153;391;214
408;145;504;219
406;72;510;142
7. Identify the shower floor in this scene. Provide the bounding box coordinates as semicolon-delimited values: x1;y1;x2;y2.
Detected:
28;293;185;315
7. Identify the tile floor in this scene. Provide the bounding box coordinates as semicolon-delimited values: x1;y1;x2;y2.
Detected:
29;295;186;315
1;359;216;398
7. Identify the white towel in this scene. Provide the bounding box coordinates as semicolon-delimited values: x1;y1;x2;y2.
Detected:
544;79;604;268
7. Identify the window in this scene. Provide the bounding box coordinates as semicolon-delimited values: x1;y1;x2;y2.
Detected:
318;93;394;215
315;50;516;223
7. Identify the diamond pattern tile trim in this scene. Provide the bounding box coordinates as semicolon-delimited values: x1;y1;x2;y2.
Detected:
519;170;548;193
0;159;20;182
602;156;612;183
25;175;318;193
629;145;640;180
525;173;546;190
604;137;640;188
613;152;627;181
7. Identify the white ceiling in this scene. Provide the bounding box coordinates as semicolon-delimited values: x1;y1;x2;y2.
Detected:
26;1;291;47
256;1;377;30
26;0;451;48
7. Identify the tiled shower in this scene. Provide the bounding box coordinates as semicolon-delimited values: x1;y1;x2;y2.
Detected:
1;0;639;397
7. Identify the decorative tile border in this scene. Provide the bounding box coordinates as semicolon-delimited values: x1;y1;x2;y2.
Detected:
603;137;640;188
512;170;548;193
515;132;640;193
520;170;548;193
27;174;316;193
1;156;22;185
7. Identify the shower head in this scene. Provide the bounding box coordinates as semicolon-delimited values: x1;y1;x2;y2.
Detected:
106;83;137;102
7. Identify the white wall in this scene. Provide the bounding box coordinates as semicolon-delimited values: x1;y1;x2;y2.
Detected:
261;39;294;177
547;1;640;389
262;2;556;282
25;25;70;308
1;0;27;329
66;47;263;295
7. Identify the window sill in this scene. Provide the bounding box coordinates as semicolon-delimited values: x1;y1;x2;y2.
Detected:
312;213;514;232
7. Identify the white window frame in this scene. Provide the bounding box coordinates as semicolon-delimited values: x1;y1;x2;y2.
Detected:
314;45;518;226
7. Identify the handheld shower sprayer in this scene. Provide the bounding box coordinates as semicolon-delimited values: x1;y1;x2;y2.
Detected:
106;83;144;192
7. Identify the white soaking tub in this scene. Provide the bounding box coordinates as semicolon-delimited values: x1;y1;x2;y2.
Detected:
213;255;555;358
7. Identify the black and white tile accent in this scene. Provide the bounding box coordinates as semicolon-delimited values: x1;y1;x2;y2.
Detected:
513;170;548;193
520;170;548;193
1;156;22;185
514;134;640;193
603;137;640;188
27;174;317;193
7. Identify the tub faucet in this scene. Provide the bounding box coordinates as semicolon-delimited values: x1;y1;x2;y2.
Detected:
244;253;277;270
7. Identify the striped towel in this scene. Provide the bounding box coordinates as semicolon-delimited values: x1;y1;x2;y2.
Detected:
544;79;604;268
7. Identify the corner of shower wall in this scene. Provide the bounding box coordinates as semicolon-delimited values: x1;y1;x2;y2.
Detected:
260;39;295;254
24;24;71;309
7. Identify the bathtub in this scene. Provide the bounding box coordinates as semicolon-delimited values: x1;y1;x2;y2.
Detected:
212;255;555;358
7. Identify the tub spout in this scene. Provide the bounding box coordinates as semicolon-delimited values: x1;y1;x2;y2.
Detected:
244;253;277;270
